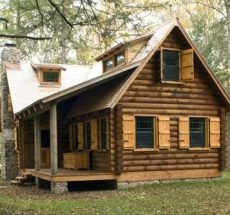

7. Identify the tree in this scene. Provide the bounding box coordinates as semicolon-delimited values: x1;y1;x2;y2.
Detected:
0;0;169;64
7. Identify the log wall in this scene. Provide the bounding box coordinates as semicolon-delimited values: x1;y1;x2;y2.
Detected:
117;29;225;175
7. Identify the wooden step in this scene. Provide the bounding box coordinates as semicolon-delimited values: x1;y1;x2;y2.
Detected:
10;180;22;185
16;176;27;181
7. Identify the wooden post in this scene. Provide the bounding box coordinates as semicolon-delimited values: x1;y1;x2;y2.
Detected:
220;108;227;170
50;103;58;176
115;104;123;174
34;116;41;171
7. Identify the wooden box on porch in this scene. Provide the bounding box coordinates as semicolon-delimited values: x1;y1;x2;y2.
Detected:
63;152;89;170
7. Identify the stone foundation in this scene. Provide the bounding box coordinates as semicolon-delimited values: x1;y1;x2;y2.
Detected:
117;177;221;189
50;182;68;194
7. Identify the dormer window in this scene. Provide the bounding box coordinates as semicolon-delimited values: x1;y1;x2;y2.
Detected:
43;71;59;83
31;63;65;86
103;50;126;72
104;58;114;71
115;51;125;65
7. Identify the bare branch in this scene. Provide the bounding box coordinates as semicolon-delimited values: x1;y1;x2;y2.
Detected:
0;34;51;40
35;0;44;26
47;0;73;28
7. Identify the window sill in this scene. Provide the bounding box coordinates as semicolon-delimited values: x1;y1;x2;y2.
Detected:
188;148;210;151
133;148;159;152
161;81;184;85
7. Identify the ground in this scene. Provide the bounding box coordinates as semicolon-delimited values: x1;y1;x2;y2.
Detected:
0;173;230;215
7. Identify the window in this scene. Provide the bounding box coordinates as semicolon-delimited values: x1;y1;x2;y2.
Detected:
189;117;206;148
100;118;107;149
115;52;125;65
136;117;154;148
104;58;114;71
162;50;180;82
86;122;91;149
43;71;59;83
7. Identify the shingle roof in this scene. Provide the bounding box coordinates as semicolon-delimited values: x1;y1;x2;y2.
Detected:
6;62;101;114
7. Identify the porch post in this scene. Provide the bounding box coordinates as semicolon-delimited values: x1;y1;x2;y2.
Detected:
34;116;41;171
50;103;58;176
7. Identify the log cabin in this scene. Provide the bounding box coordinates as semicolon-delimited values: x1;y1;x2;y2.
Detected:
1;18;230;193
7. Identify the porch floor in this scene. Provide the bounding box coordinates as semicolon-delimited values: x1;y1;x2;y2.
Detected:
25;168;116;182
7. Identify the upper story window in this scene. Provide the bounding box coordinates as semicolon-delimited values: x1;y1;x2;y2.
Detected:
31;63;64;86
104;58;114;71
103;50;126;72
43;71;59;83
115;52;125;65
162;50;180;82
161;48;194;83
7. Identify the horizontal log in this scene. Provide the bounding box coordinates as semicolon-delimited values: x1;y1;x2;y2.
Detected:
122;108;219;116
123;163;219;172
128;85;217;95
123;158;219;166
120;97;219;106
123;153;219;161
123;91;219;101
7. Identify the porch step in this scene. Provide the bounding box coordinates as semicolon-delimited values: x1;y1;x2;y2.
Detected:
10;180;22;185
16;176;27;181
10;172;35;186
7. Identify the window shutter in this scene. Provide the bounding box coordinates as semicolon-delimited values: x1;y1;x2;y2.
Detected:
179;117;189;148
123;115;135;149
77;122;84;150
209;117;220;148
91;119;98;150
181;49;194;81
69;124;73;151
158;116;170;149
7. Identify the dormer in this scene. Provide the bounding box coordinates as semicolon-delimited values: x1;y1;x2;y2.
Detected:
31;63;65;86
96;35;151;73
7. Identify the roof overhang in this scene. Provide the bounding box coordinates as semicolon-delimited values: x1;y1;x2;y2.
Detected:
15;60;140;119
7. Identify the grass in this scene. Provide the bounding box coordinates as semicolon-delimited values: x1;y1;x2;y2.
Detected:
1;173;230;214
0;178;7;186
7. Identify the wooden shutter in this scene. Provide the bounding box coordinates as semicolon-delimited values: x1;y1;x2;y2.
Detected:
69;124;73;151
179;117;189;148
123;115;135;149
181;49;194;81
209;117;220;148
77;122;84;150
91;119;98;150
158;116;170;149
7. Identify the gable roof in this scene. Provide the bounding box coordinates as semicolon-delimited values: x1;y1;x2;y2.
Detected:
109;18;230;109
9;18;230;118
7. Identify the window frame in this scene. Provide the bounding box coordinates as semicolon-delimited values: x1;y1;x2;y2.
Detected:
103;49;126;72
39;69;61;85
98;117;109;151
189;116;209;150
115;51;125;66
134;115;157;151
161;47;182;84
